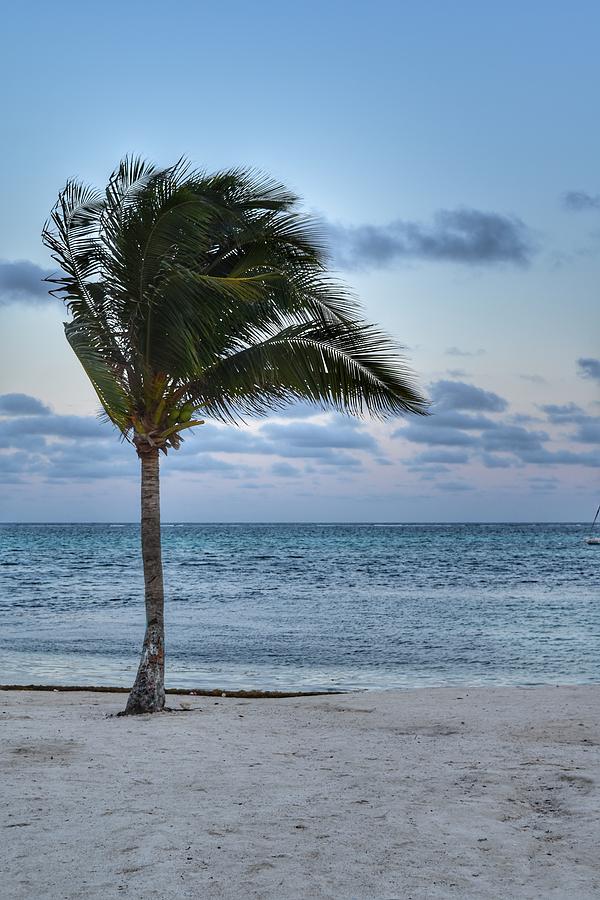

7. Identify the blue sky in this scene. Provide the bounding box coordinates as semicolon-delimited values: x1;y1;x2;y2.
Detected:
0;0;599;521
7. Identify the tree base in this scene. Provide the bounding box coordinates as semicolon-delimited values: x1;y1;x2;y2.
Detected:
121;623;165;715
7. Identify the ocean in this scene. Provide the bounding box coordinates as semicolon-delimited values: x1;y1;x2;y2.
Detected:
0;523;598;691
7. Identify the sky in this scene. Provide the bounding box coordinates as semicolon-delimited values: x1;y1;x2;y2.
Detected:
0;0;599;522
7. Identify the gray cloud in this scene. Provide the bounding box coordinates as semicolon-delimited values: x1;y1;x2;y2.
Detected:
518;447;600;467
328;208;534;270
0;450;44;483
418;413;495;434
481;424;549;454
0;414;112;441
41;443;136;481
431;379;507;413
578;358;600;381
179;423;271;456
540;403;586;424
396;378;600;470
481;453;514;468
271;462;302;477
267;401;324;420
0;393;51;416
479;421;599;466
410;464;452;476
0;403;378;482
437;480;473;492
178;416;379;464
0;260;53;306
575;422;600;444
411;449;469;464
317;453;363;468
170;453;250;478
396;423;479;446
261;419;377;452
540;403;600;444
394;380;506;446
562;191;600;211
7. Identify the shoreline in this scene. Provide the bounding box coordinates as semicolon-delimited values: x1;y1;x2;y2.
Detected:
0;683;340;698
3;684;599;898
2;680;599;696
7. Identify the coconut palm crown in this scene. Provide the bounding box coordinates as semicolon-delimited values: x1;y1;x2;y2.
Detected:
43;156;428;714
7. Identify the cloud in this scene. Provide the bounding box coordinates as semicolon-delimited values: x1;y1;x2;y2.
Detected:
267;401;323;420
0;260;53;306
410;463;451;476
578;358;600;381
260;417;378;451
445;347;486;358
432;411;497;431
540;403;600;444
575;422;600;444
519;374;546;384
0;400;379;485
0;413;112;441
431;379;508;412
395;378;600;470
396;423;479;446
327;208;535;269
562;191;600;212
40;443;137;481
179;422;271;456
437;480;474;492
170;453;247;477
394;380;506;446
411;449;469;464
271;462;302;477
518;448;600;467
481;453;515;468
540;403;586;424
529;477;559;491
0;393;51;416
0;451;44;483
481;423;549;454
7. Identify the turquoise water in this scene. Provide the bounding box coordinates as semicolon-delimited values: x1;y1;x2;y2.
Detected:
0;523;598;690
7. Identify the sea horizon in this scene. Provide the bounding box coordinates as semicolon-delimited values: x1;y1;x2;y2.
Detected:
1;519;593;525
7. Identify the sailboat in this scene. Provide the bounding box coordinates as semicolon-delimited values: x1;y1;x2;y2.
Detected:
586;504;600;545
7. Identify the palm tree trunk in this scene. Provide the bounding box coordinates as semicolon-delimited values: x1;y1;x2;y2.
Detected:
122;448;166;715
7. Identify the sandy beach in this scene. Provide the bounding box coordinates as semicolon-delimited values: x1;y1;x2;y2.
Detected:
2;685;599;899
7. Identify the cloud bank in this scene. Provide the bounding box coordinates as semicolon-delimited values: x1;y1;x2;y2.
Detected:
0;395;381;483
394;378;600;470
2;375;598;497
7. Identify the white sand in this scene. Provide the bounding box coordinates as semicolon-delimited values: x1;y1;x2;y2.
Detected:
2;686;599;899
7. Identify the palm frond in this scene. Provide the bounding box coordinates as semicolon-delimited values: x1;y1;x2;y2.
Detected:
42;155;427;451
64;320;131;432
184;321;429;423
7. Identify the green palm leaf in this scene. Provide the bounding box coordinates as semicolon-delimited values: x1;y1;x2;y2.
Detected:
43;155;428;449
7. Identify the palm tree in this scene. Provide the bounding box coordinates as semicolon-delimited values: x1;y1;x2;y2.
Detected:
42;156;428;715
